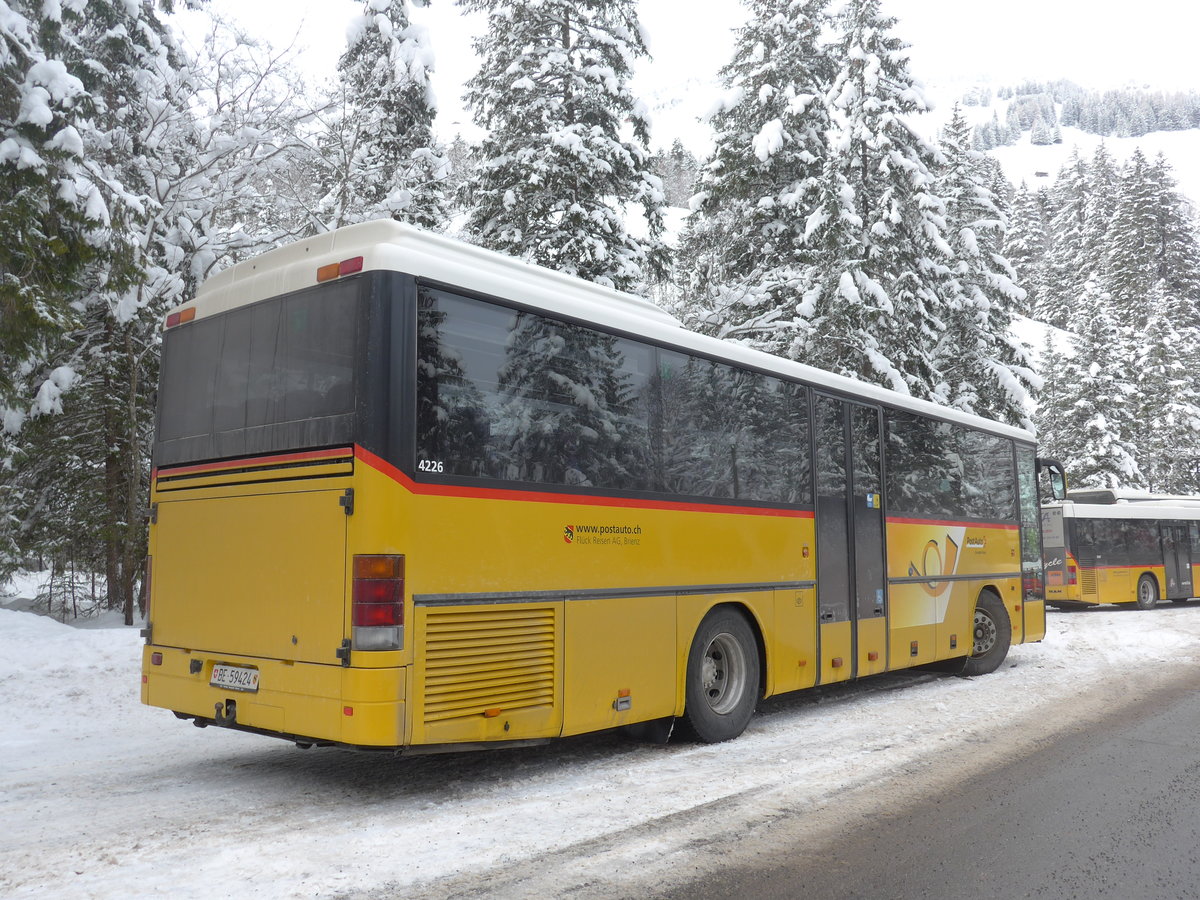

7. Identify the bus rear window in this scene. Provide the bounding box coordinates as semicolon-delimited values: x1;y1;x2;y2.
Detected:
155;281;361;465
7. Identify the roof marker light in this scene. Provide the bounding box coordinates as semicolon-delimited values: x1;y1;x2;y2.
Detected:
317;257;364;283
164;308;195;329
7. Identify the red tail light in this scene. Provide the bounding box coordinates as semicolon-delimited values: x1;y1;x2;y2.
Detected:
352;555;404;651
1068;564;1078;586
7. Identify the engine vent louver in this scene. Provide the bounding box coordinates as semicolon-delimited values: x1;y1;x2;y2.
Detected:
422;606;557;725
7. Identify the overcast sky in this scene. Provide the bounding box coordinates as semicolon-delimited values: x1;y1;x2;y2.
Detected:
179;0;1200;147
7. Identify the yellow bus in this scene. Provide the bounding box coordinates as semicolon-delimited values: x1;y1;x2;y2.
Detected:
1042;490;1200;609
141;221;1052;751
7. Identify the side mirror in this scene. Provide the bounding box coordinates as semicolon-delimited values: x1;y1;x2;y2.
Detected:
1036;457;1067;502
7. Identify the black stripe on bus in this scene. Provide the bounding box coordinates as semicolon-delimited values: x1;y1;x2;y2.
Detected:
413;580;818;606
888;571;1022;585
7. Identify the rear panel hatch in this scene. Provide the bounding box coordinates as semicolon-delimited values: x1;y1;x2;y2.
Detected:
153;487;347;665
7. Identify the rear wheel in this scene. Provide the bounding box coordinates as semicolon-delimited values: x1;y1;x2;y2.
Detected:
1136;574;1159;610
961;592;1012;677
678;608;760;743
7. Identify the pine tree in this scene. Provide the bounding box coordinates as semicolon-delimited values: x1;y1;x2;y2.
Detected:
1105;148;1161;328
317;0;449;231
1048;282;1142;489
459;0;666;292
933;105;1035;428
1030;113;1052;145
0;2;104;417
4;3;302;618
1078;143;1119;282
674;0;833;353
650;138;699;208
1135;281;1200;492
1040;150;1091;327
797;0;952;397
1003;183;1049;316
1147;153;1200;312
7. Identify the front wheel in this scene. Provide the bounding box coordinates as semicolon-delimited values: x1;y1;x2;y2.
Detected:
961;592;1012;677
678;608;760;743
1136;575;1160;610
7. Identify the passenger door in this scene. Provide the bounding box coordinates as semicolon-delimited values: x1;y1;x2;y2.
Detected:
814;395;888;684
1161;524;1193;599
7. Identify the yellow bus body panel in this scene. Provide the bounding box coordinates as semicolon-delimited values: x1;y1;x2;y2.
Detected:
141;645;405;745
142;450;1043;750
885;520;1026;664
820;620;853;684
152;485;349;665
856;616;888;676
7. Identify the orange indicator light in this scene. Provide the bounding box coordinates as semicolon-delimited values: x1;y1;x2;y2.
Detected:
317;262;341;282
483;708;502;718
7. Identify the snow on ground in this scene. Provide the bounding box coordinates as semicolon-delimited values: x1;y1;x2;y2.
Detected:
3;602;1200;899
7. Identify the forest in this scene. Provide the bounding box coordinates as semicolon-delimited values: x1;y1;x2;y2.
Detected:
3;0;1200;621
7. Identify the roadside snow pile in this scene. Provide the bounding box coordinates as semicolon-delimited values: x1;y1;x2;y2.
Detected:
2;605;1200;899
0;609;145;763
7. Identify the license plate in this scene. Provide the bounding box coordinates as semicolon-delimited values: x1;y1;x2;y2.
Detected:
210;663;260;693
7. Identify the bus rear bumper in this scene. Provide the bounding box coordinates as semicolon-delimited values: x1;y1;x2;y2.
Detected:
140;645;406;748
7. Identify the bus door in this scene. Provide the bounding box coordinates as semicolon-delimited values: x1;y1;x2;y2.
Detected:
1161;524;1193;599
814;395;888;684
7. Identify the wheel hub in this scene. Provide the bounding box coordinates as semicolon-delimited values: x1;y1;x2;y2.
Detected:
701;632;747;715
973;610;997;656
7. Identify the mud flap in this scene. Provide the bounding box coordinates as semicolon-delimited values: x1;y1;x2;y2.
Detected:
619;716;675;745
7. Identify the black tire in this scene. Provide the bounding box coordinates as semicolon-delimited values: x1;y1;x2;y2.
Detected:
678;608;760;743
961;592;1012;677
1136;574;1159;610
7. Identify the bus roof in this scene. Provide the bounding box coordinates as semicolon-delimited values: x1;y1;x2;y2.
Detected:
178;220;1035;443
1066;489;1200;506
1051;500;1200;520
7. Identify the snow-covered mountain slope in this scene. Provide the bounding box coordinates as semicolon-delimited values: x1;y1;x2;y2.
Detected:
925;89;1200;206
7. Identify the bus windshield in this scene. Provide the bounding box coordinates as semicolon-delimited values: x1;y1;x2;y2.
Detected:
154;278;364;466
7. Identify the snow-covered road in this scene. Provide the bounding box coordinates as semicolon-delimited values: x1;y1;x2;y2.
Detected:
3;603;1200;899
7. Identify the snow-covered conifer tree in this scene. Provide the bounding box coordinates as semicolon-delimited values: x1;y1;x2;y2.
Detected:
0;2;103;416
1046;281;1142;489
1134;282;1200;493
318;0;449;230
1040;150;1092;328
4;2;304;619
675;0;833;354
932;105;1036;428
1105;148;1163;328
1146;154;1200;314
1003;183;1048;315
459;0;666;292
795;0;953;397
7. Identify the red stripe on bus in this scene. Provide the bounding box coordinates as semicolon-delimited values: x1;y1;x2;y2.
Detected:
158;447;352;477
353;446;814;518
886;517;1019;530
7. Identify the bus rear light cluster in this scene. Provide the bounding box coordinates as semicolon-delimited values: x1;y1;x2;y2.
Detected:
164;307;195;329
317;256;364;283
1067;564;1078;586
352;554;404;651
